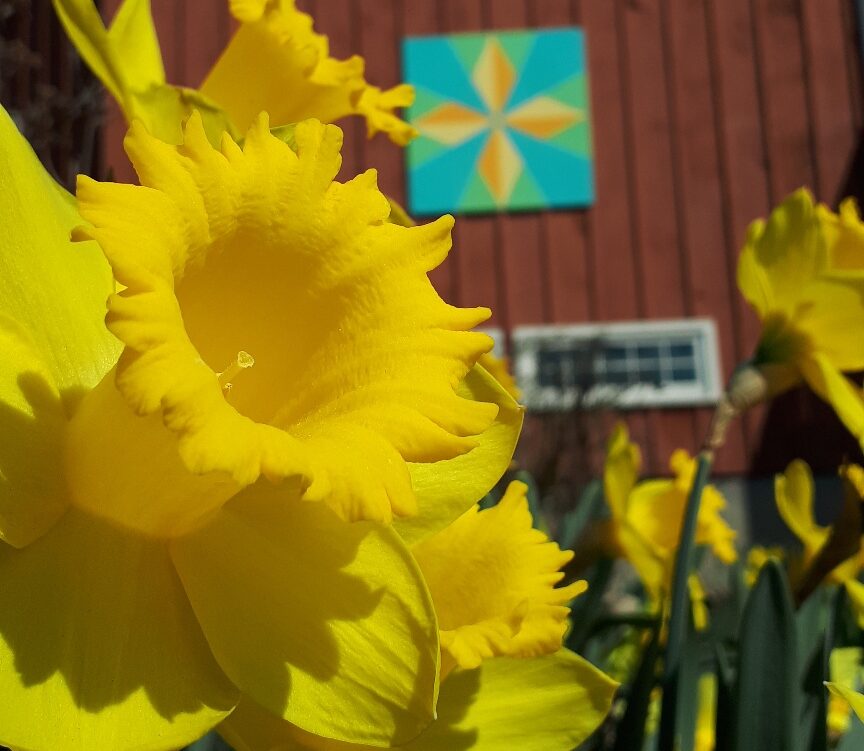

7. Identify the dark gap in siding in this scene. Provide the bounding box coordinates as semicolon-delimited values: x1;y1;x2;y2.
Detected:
748;0;776;207
796;0;823;199
613;1;647;320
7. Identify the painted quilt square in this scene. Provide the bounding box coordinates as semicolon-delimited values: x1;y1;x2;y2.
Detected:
403;27;593;216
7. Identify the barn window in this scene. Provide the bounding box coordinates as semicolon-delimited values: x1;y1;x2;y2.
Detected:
511;319;722;410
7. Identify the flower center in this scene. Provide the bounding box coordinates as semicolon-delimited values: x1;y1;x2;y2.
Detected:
218;350;255;397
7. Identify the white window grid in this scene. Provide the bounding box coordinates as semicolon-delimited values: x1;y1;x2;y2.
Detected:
510;319;723;410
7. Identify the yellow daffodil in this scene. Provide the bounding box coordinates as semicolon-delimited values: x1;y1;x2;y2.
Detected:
0;103;520;750
53;0;416;147
774;459;864;617
737;189;864;447
827;683;864;725
476;352;521;402
826;647;863;740
602;424;737;603
694;673;717;751
744;545;785;588
217;481;619;750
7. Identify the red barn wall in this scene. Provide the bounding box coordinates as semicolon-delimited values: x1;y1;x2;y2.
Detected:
101;0;864;478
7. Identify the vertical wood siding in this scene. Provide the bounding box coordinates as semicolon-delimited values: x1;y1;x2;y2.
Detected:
96;0;863;476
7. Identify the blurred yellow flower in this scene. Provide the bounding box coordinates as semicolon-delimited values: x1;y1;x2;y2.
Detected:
744;545;785;588
827;647;864;739
694;673;717;751
0;106;520;750
827;683;864;726
53;0;416;147
602;424;737;603
774;459;864;617
737;189;864;447
477;352;522;402
218;482;619;750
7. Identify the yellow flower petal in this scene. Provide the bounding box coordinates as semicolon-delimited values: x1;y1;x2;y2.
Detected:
412;481;584;671
70;113;495;533
220;650;618;751
603;435;736;600
406;651;618;751
0;104;118;395
201;0;417;145
689;575;710;632
818;197;864;272
694;674;717;751
799;352;864;450
0;509;238;751
603;422;641;521
477;351;522;402
0;316;68;548
737;189;864;436
774;459;825;558
396;363;523;547
739;188;825;317
844;579;864;628
827;682;864;724
51;0;164;113
170;483;439;746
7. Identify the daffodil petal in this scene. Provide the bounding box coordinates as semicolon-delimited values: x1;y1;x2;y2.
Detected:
105;0;165;91
0;105;119;396
412;482;583;670
76;113;493;523
219;650;618;751
0;508;238;751
740;188;825;317
0;316;68;548
397;364;523;547
844;579;864;628
51;0;164;109
624;478;684;553
603;423;641;520
827;682;864;723
795;278;864;371
409;651;618;751
170;483;439;746
617;521;669;601
201;0;417;144
774;459;824;554
800;352;864;447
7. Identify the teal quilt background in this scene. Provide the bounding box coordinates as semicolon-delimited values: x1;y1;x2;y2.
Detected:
403;27;594;216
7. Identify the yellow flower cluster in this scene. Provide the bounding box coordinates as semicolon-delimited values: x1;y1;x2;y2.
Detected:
0;1;620;750
601;423;737;605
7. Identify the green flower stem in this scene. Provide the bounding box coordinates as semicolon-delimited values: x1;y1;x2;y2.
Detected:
657;450;713;751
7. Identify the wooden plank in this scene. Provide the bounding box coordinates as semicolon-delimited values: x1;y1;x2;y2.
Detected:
580;1;639;323
662;0;746;472
619;0;701;472
800;0;859;205
707;0;773;471
577;1;658;470
751;0;816;200
150;0;181;84
181;0;230;88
